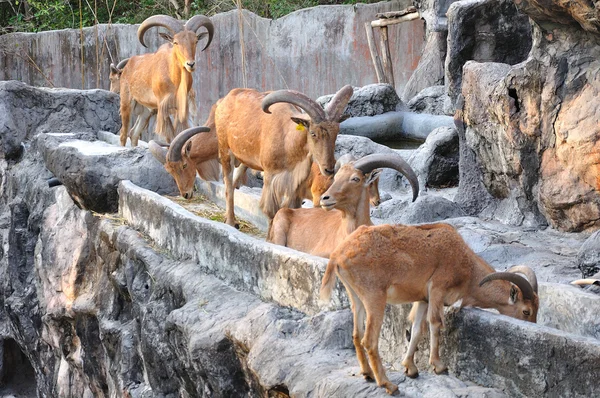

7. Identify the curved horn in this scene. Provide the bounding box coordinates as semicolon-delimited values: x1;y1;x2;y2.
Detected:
479;272;536;301
138;15;183;48
149;140;168;165
116;58;129;70
508;265;538;294
262;90;326;123
353;154;419;202
167;126;211;162
571;279;600;286
184;15;214;51
325;85;353;122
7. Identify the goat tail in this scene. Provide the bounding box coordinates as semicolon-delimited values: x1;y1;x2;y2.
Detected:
320;259;339;303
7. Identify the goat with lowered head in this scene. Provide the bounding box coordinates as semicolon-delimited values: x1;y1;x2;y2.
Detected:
148;101;222;198
214;86;353;232
269;153;418;258
320;222;539;395
118;14;213;146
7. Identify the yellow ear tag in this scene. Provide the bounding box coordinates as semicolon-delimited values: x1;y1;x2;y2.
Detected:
296;124;305;131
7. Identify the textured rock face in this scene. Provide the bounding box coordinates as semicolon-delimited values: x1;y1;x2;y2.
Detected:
317;84;401;118
458;2;600;231
445;0;532;105
0;81;121;159
406;85;452;115
577;230;600;277
408;126;459;188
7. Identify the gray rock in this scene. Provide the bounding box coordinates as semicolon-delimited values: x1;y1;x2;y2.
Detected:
0;81;121;160
38;133;177;213
445;0;532;105
317;83;401;118
401;32;447;103
371;195;466;225
409;126;459;189
406;85;453;116
577;230;600;278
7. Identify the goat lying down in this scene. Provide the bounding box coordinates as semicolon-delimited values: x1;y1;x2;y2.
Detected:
269;153;418;258
321;223;539;395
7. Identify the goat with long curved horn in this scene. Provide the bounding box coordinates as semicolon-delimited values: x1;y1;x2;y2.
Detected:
262;90;327;123
184;15;214;50
269;152;419;258
138;15;184;47
324;85;354;122
353;153;419;202
479;271;537;302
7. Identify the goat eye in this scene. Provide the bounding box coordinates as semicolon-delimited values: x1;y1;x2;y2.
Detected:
310;132;316;138
351;177;360;182
523;310;531;316
182;163;187;169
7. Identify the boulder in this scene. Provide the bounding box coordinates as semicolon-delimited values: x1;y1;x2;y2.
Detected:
38;133;177;213
445;0;532;105
372;195;466;225
317;84;400;118
406;85;453;116
457;1;600;231
577;230;600;278
0;81;120;160
408;126;459;188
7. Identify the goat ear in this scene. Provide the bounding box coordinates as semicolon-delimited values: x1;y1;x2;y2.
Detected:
159;32;173;43
365;168;382;185
110;64;119;74
291;116;311;130
509;285;518;304
197;31;209;42
184;141;193;157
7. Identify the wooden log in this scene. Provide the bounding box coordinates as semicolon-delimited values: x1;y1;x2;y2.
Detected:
364;22;386;83
371;12;420;28
375;6;417;19
379;26;395;88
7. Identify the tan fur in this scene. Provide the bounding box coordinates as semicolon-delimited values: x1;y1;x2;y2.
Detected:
268;163;380;258
119;26;207;146
320;223;539;395
215;88;342;232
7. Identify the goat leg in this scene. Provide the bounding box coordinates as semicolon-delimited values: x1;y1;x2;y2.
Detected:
427;292;448;375
346;285;374;381
401;301;428;378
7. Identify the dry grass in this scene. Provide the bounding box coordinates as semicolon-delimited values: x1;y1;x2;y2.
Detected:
166;194;266;239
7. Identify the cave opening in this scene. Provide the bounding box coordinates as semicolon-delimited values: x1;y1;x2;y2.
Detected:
0;339;37;397
508;88;520;112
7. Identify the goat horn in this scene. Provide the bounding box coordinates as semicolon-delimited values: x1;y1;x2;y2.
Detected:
184;15;214;51
148;140;168;165
508;265;538;294
479;272;536;301
116;58;129;70
571;279;600;286
167;126;211;162
353;154;419;202
138;15;184;48
325;85;354;122
262;90;326;123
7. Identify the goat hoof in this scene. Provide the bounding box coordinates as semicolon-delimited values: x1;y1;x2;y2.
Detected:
384;382;398;395
234;223;240;230
433;364;448;375
362;372;375;381
404;367;418;379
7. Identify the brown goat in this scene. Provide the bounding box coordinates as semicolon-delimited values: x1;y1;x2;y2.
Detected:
269;154;418;258
320;223;539;395
215;86;353;231
118;14;213;146
149;101;222;198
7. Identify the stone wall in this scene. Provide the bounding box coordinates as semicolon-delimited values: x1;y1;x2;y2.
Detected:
456;0;600;232
0;1;425;122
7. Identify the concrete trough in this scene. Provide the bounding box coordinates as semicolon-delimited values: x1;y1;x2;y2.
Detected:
118;181;600;398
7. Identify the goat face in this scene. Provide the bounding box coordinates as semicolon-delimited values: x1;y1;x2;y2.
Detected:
294;117;338;177
497;285;539;323
320;164;381;211
160;30;202;72
165;141;197;199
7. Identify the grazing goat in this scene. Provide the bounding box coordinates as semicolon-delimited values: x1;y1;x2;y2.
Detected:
215;86;353;231
149;101;222;198
119;14;213;146
320;223;539;395
269;153;418;258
